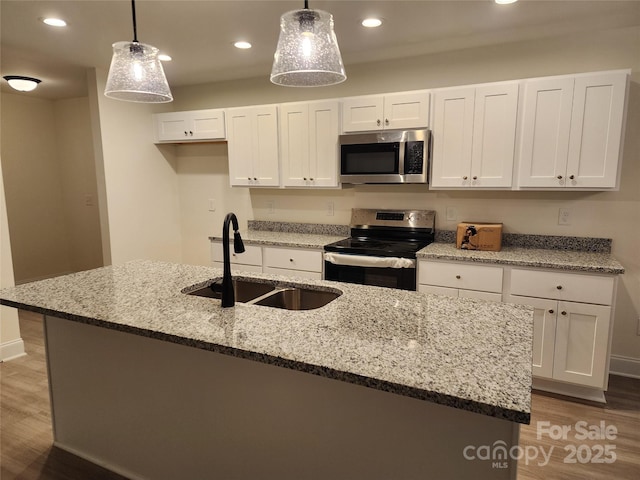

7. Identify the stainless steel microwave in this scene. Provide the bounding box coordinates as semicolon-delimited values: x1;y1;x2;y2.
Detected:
339;129;430;184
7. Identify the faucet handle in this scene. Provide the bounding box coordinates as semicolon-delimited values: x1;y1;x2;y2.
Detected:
233;230;246;254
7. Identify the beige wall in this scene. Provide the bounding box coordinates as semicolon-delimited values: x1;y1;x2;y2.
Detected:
0;93;103;283
167;25;640;361
90;70;181;265
0;156;23;361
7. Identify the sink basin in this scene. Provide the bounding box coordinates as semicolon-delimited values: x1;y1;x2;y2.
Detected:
184;277;342;310
253;287;341;311
185;278;276;303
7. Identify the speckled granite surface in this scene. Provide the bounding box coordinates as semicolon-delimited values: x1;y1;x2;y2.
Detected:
248;220;349;237
418;243;624;274
210;230;348;249
435;231;612;253
0;260;532;424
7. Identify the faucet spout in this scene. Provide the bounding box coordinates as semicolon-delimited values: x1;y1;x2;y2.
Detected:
221;213;245;307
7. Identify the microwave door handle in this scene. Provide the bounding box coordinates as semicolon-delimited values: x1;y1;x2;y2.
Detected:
397;141;405;176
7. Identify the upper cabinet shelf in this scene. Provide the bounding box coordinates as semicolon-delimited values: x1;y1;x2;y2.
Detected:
153;109;226;143
341;91;430;132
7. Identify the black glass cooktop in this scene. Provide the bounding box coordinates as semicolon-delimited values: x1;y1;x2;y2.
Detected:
324;237;432;258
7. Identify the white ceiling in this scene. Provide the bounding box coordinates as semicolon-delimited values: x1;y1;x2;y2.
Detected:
2;0;639;100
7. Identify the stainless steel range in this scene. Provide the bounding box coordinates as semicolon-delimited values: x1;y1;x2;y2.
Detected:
324;208;435;291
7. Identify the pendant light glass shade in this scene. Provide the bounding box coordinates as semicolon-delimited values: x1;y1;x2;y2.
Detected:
105;41;173;103
271;8;346;87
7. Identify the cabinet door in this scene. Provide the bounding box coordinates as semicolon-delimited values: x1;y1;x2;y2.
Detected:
509;295;557;379
280;103;310;187
430;88;475;187
566;72;627;188
308;101;340;187
226;108;254;186
553;302;611;388
252;106;280;186
189;109;225;140
470;83;518;187
155;112;192;142
383;91;430;130
341;95;384;132
518;78;574;187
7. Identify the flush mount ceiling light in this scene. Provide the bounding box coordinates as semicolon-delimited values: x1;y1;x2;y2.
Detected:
270;0;346;87
104;0;172;103
3;75;42;92
495;0;518;4
234;41;252;49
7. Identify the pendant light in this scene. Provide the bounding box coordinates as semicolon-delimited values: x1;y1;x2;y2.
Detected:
104;0;172;103
270;0;346;87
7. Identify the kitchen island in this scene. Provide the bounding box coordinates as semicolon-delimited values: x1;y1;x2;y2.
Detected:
0;260;533;480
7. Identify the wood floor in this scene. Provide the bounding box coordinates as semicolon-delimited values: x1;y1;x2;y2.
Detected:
2;310;639;480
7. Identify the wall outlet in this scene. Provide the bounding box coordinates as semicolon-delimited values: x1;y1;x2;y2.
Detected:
84;194;94;207
446;207;457;222
326;201;335;216
558;208;571;226
208;198;216;212
266;200;275;214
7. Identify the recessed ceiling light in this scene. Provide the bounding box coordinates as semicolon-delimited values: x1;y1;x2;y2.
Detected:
495;0;518;4
158;54;172;62
361;18;383;28
234;41;252;49
42;17;67;27
3;75;42;92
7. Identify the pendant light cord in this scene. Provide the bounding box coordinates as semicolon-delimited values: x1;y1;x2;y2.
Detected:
304;0;309;9
131;0;138;43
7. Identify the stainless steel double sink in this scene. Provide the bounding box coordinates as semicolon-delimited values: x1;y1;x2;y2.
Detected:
183;277;342;311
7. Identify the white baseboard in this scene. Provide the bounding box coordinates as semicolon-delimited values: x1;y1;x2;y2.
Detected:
0;338;26;362
609;355;640;379
532;378;606;403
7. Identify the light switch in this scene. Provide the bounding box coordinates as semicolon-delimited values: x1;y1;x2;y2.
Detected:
208;199;216;212
446;207;457;221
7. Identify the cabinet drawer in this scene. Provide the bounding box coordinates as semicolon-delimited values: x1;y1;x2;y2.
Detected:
212;261;262;273
510;269;614;305
264;247;322;272
419;261;503;293
211;242;263;266
263;267;322;280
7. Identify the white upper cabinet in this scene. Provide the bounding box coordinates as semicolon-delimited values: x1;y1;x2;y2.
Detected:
518;71;628;189
226;105;279;187
341;91;430;132
154;109;225;143
431;82;519;188
280;100;340;187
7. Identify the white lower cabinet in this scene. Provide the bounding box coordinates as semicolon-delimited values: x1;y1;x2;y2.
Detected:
211;242;262;273
418;260;503;302
211;242;323;280
507;268;615;391
263;247;323;280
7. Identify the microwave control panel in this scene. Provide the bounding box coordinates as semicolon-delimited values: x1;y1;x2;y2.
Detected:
405;141;424;174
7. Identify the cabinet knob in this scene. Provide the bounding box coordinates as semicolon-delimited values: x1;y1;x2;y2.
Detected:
377;119;381;126
309;177;314;181
472;176;478;180
232;253;236;257
569;174;575;180
556;285;563;290
548;309;554;314
184;131;188;136
455;275;461;279
253;177;257;181
462;176;468;180
189;131;193;136
303;177;307;181
385;118;390;126
289;258;294;262
247;177;251;181
561;311;568;316
557;175;563;180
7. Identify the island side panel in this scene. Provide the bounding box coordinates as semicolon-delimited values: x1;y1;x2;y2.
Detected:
44;315;520;480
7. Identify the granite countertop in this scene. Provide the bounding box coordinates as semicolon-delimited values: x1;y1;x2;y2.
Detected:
210;230;347;249
417;243;625;275
0;260;532;424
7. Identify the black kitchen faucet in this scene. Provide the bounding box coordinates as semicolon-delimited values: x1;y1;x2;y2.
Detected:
221;212;245;307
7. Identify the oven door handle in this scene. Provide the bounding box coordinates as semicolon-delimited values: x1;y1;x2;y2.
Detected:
324;252;416;269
